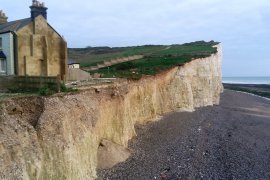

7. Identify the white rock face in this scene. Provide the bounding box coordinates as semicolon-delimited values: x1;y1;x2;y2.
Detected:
0;45;223;180
177;44;223;109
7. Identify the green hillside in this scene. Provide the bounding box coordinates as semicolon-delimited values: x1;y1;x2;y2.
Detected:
68;40;219;79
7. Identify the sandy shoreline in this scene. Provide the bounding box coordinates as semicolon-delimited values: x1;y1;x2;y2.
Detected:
98;90;270;179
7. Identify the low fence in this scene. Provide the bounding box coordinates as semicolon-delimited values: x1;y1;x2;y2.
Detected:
0;75;60;92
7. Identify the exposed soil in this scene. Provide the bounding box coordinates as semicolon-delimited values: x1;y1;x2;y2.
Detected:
98;90;270;179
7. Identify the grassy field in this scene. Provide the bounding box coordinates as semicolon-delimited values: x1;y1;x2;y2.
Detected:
68;45;165;67
69;41;219;79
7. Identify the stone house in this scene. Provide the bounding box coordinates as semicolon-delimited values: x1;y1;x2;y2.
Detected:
0;0;67;80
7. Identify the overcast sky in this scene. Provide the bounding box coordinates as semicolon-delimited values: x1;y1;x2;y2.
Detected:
1;0;270;76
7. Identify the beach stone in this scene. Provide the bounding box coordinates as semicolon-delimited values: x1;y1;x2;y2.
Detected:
98;90;270;179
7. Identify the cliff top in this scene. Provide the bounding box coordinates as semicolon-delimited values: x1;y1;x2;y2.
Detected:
69;41;218;66
69;41;219;79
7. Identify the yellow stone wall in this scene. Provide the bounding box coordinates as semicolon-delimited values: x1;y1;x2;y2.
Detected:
16;15;67;79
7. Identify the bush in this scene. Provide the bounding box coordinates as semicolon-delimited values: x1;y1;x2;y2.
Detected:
60;83;78;93
60;83;68;92
115;62;135;70
39;86;55;96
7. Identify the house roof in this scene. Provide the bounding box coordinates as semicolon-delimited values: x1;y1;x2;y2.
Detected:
68;59;79;65
0;17;63;39
0;51;6;59
0;18;32;34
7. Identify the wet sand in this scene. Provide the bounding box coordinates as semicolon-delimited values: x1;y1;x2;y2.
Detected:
98;90;270;179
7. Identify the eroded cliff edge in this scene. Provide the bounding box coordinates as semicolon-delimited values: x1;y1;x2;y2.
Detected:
0;45;223;179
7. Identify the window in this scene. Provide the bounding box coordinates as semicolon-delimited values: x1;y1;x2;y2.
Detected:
0;37;2;50
0;59;6;73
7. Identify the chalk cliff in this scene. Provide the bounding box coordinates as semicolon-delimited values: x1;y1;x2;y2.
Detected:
0;45;223;179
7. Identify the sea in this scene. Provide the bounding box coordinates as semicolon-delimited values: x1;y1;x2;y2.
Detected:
222;77;270;85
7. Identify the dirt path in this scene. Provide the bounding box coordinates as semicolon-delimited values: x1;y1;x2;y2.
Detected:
98;90;270;179
164;46;171;50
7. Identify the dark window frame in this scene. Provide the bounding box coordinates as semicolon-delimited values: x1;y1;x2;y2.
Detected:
0;37;2;50
0;58;6;73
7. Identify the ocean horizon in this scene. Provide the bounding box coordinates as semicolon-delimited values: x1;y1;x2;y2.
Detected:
222;77;270;85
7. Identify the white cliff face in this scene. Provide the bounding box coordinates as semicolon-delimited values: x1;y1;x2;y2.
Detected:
0;45;223;180
177;44;223;109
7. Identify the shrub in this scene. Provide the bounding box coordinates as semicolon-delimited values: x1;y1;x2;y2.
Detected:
60;83;68;92
39;86;55;96
115;62;135;70
60;83;78;93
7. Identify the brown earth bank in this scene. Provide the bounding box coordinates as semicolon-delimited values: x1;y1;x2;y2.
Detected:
98;90;270;179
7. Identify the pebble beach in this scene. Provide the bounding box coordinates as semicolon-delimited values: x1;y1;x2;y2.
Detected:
98;90;270;179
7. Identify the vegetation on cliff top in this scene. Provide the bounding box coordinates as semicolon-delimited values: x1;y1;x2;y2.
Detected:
69;40;219;79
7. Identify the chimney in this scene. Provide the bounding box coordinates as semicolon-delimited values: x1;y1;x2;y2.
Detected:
0;10;8;24
30;0;48;20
